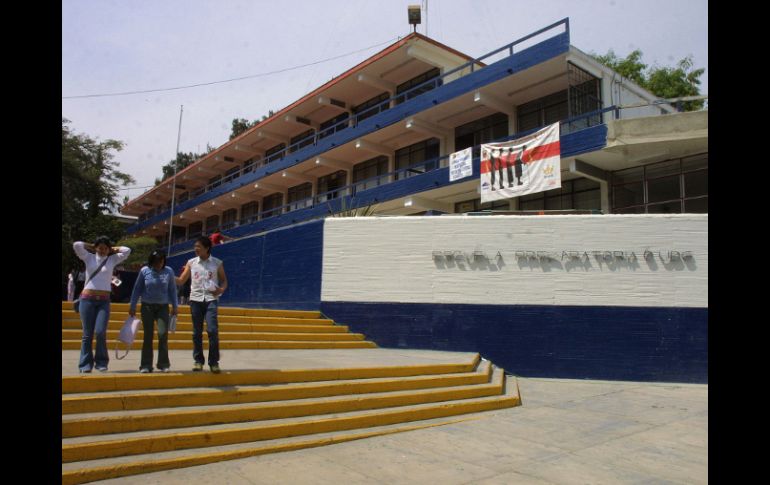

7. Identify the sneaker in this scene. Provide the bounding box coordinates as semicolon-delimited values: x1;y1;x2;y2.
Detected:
79;368;92;374
139;368;151;373
210;365;221;374
96;367;108;372
192;362;203;372
159;368;170;373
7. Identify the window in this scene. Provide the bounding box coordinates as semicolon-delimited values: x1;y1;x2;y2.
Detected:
205;215;220;232
176;192;189;204
353;156;389;192
353;92;389;124
316;170;347;202
223;165;240;183
454;198;510;213
243;158;259;174
261;193;283;219
395;68;441;105
208;174;222;189
187;221;203;239
395;138;440;180
289;129;315;153
517;91;568;133
221;208;238;230
287;182;313;211
319;112;349;139
240;201;259;225
265;143;286;164
566;62;602;133
454;112;509;159
519;179;601;211
611;154;708;213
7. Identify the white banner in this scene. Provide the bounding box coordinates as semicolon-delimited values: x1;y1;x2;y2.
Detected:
480;123;561;203
449;147;473;182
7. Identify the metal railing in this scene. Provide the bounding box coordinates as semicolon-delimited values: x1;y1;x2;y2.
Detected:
159;19;570;211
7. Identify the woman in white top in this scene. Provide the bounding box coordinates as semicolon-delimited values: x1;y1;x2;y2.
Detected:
175;236;228;373
73;236;131;373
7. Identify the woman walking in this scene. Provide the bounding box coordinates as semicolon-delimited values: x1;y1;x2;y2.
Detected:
129;250;178;373
73;236;131;373
175;236;228;373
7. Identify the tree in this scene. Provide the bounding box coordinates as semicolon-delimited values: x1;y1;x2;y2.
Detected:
230;118;256;140
115;236;160;271
62;118;136;281
592;50;705;111
154;151;204;186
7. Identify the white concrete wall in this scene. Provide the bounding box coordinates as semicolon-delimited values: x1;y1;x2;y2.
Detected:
322;215;708;308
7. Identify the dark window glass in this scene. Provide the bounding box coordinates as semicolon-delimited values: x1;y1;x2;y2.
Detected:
319;112;349;139
240;201;259;225
614;182;644;208
289;129;315;153
517;90;568;132
395;67;441;105
647;175;681;203
682;153;708;171
316;170;347;202
684;197;708;213
353;156;389;191
208;174;222;189
205;215;220;231
188;221;203;238
684;170;708;198
261;193;283;218
287;182;313;211
454;112;509;158
613;167;643;184
395;138;440;180
265;143;286;164
647;200;682;214
221;209;237;230
353;92;389;123
646;159;681;178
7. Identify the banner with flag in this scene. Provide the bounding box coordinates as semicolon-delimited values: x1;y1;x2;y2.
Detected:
480;122;561;203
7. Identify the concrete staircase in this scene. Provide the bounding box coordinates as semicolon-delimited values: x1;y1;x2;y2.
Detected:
61;303;522;484
62;302;377;350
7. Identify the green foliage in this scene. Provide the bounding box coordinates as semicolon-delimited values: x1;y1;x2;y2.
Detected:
591;50;705;111
115;236;159;270
62;118;135;280
230;118;257;140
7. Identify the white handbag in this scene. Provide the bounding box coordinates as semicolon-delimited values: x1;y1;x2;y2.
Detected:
115;316;141;359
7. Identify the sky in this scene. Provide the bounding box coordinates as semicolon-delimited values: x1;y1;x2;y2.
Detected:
62;0;708;203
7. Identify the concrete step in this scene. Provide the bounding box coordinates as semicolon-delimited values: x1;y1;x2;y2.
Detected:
61;319;346;333
62;302;322;319
62;368;501;438
62;354;481;393
62;340;377;351
62;311;335;325
61;411;500;485
61;369;518;463
61;329;365;341
62;361;492;414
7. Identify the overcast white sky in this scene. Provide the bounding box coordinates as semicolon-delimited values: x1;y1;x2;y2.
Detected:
62;0;707;201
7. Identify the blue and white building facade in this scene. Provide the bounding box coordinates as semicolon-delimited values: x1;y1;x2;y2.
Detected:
124;19;708;383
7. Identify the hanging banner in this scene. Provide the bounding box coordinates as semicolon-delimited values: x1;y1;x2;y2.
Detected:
449;147;473;182
480;123;561;203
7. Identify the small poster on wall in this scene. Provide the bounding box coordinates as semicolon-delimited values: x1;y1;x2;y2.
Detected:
449;147;473;182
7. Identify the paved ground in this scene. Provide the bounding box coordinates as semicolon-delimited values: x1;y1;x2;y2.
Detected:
62;350;707;484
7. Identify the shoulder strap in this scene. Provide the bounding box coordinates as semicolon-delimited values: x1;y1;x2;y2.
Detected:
86;255;111;284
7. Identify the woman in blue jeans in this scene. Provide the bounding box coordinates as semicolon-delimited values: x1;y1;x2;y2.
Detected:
129;250;178;373
175;236;228;373
73;236;131;373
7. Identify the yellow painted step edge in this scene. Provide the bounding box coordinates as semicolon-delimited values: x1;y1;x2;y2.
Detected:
61;415;484;485
62;364;492;414
62;356;480;393
62;389;519;462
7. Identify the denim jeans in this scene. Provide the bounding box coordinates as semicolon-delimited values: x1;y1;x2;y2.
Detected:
189;299;219;366
140;303;170;371
79;298;110;371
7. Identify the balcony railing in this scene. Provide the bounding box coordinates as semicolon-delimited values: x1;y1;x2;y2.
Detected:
147;19;571;216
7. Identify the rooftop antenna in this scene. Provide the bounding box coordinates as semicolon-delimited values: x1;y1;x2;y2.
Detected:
408;4;421;34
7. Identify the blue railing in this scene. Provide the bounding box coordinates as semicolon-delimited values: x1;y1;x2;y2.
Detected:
134;19;572;232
